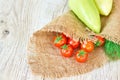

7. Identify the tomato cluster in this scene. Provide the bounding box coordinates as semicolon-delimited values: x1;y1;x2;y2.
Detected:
53;33;105;63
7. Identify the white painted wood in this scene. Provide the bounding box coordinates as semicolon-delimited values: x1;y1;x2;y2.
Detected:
0;0;120;80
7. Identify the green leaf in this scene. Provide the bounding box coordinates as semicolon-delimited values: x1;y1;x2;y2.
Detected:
54;36;62;43
104;40;120;60
95;40;101;47
61;44;68;49
78;50;85;56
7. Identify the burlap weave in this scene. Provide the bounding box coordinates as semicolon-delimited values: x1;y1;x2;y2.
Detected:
28;0;120;78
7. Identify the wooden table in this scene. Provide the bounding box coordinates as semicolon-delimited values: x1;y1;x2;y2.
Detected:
0;0;120;80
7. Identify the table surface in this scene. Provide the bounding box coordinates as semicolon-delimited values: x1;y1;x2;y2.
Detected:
0;0;120;80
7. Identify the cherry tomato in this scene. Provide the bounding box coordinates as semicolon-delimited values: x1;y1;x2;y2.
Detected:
68;38;80;49
61;44;73;57
95;36;105;47
75;49;88;63
80;41;94;53
54;33;67;48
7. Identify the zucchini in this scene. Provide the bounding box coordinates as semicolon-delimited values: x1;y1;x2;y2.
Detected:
69;0;101;33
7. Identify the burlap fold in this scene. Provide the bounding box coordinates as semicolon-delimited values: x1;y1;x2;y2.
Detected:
28;0;120;78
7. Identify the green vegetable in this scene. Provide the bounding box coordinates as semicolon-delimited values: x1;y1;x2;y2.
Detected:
104;40;120;60
94;0;113;16
68;0;101;33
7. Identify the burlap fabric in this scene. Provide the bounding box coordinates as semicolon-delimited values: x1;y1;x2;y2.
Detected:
27;0;120;78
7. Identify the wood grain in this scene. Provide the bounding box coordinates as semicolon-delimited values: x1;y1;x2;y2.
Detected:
0;0;120;80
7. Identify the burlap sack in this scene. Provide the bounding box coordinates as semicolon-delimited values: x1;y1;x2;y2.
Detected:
27;0;120;78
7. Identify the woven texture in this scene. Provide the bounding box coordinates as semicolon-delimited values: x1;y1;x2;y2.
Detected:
28;0;120;78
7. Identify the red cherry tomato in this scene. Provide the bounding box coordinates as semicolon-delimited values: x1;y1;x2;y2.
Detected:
75;49;88;63
68;38;80;49
54;33;67;48
61;44;73;57
95;36;105;47
80;41;94;53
